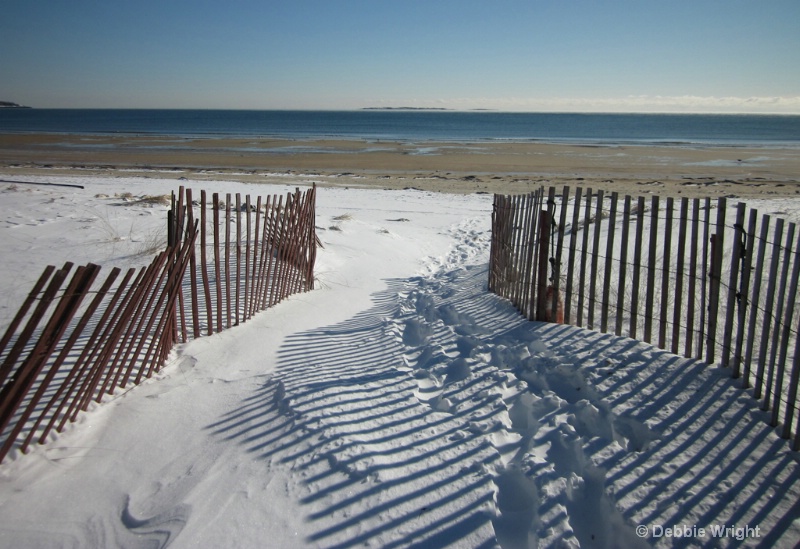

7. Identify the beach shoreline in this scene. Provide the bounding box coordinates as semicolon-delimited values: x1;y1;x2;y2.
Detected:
1;133;799;198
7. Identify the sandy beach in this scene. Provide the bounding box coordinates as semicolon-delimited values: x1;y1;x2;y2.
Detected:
1;133;799;199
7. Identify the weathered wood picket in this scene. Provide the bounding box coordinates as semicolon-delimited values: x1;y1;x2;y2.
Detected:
490;186;800;450
0;185;317;463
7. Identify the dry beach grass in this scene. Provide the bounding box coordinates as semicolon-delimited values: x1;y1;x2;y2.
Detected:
1;133;799;199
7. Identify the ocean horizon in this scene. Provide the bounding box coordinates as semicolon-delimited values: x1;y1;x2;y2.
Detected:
1;109;799;147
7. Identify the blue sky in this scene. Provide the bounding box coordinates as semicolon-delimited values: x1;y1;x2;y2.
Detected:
2;0;799;112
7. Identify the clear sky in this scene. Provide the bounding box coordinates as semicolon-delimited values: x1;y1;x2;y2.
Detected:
2;0;799;113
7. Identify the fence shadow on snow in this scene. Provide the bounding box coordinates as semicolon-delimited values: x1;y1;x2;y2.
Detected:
490;185;800;451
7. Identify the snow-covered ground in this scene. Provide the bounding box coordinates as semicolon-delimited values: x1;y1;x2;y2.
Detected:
0;175;799;548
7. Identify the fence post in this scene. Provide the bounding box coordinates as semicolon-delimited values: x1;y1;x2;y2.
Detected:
721;203;746;368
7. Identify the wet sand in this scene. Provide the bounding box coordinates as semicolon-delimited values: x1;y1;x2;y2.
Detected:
1;133;798;198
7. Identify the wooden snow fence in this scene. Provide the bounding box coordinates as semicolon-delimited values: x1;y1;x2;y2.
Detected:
0;185;317;463
490;186;800;451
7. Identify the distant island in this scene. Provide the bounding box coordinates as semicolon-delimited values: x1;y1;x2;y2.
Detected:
0;101;31;108
362;107;452;111
361;107;496;112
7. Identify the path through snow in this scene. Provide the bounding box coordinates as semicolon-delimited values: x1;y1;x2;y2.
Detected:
242;216;800;547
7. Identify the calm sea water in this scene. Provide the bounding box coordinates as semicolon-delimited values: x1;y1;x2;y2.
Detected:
1;109;799;146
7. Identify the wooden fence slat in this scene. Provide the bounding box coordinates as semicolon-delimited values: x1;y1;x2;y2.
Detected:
244;195;252;323
552;186;570;323
577;188;593;328
601;192;617;334
743;215;771;388
225;193;232;329
706;198;727;364
615;195;631;337
659;197;673;349
540;187;557;320
672;197;689;355
174;187;187;343
185;188;200;339
274;194;292;306
588;190;604;330
509;194;524;310
644;196;659;344
698;198;712;357
528;190;543;319
266;196;285;308
256;195;275;310
199;191;213;336
235;193;242;326
520;193;536;318
507;194;523;310
213;193;223;334
630;197;645;340
249;196;263;318
564;187;583;324
686;199;701;358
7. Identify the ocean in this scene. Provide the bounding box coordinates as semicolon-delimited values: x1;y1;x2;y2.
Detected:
0;109;799;146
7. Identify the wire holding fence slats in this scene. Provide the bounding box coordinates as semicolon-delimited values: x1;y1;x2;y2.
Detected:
489;185;800;451
0;185;317;464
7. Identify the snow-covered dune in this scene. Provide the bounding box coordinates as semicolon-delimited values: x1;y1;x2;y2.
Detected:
0;175;798;547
